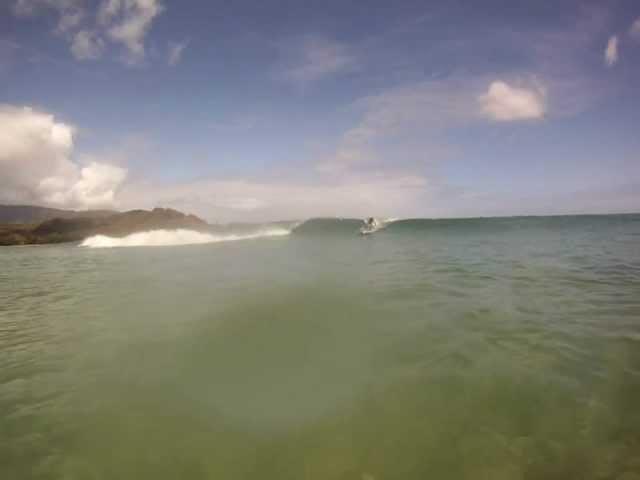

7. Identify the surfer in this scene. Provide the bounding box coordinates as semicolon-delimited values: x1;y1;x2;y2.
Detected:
360;217;379;235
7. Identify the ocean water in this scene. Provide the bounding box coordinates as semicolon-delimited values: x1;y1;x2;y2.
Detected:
1;215;640;480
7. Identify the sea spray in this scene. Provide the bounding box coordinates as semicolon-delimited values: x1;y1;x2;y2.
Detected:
80;228;291;248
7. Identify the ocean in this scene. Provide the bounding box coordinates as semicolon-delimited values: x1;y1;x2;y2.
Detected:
1;214;639;479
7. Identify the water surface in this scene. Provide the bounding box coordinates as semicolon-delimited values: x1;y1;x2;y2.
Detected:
1;215;640;479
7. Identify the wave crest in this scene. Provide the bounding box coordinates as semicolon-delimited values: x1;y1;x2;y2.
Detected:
80;228;291;248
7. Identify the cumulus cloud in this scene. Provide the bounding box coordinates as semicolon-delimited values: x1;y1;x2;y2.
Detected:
40;162;127;209
71;30;105;60
604;35;618;66
479;81;546;121
281;37;356;87
100;0;165;63
0;105;127;209
167;40;188;66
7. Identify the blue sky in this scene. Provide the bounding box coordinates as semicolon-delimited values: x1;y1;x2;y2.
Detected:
1;0;639;221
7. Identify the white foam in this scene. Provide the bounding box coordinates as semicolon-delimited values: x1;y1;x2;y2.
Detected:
80;228;291;248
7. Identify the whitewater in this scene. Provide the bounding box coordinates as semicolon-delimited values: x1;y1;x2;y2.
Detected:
79;218;405;248
81;227;291;248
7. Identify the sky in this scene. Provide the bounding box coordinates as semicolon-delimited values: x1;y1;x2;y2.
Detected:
1;0;639;222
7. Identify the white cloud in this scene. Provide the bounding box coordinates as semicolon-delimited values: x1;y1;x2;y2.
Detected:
39;162;127;209
119;173;429;222
317;126;377;173
319;80;477;172
101;0;165;63
282;37;356;87
479;81;546;121
4;92;430;220
13;0;85;33
13;0;164;65
320;78;549;186
13;0;79;17
97;0;121;25
630;18;640;39
71;30;105;60
0;105;127;209
13;0;37;16
56;6;84;33
167;40;188;66
605;35;618;66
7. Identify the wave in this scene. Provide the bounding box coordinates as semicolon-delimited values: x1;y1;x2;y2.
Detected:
79;215;640;247
292;217;400;236
291;214;640;237
80;228;291;248
292;217;363;236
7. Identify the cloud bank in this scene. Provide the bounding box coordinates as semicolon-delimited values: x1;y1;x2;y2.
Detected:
118;174;430;223
0;105;127;209
0;103;431;220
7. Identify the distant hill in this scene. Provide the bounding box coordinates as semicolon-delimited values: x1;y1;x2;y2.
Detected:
0;206;209;246
0;205;114;224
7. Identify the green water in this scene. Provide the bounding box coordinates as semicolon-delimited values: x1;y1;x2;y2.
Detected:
1;215;640;479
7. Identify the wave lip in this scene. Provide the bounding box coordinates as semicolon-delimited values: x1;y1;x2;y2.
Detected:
80;228;291;248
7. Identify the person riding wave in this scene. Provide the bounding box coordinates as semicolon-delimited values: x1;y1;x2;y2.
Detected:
360;217;379;235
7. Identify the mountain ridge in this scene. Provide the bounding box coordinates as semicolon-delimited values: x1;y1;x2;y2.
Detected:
0;205;209;246
0;204;115;224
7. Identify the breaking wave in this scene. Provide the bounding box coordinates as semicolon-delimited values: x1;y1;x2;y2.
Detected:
78;215;639;247
292;217;400;236
80;228;291;248
291;214;640;236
